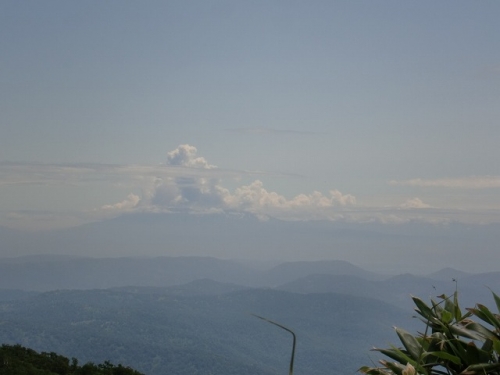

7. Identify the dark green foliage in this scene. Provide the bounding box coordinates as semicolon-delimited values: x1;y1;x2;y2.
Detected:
360;291;500;375
0;344;144;375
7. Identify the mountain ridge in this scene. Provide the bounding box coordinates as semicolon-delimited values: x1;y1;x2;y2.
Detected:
2;212;499;273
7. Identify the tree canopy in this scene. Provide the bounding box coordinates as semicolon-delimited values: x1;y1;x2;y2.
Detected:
0;344;144;375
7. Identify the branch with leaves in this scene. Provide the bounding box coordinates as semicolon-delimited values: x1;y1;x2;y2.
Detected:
359;291;500;375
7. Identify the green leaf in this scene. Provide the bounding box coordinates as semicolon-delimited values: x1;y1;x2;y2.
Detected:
412;296;436;321
481;338;493;352
380;360;406;375
460;321;497;341
388;344;427;374
432;299;444;318
477;304;500;331
445;298;455;316
364;293;500;375
376;348;412;365
468;306;498;330
441;336;469;363
492;291;500;314
428;332;448;352
422;350;461;365
441;310;453;324
493;339;500;355
464;341;491;364
359;366;389;375
462;362;500;374
449;323;490;341
396;328;423;362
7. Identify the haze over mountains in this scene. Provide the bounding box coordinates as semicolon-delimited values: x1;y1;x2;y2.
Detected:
1;252;499;374
1;254;498;308
2;212;500;274
2;1;498;374
1;212;499;374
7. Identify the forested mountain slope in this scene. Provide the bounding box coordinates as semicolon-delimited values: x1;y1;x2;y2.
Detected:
0;287;415;375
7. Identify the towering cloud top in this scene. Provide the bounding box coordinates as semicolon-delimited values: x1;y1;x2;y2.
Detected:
166;145;216;169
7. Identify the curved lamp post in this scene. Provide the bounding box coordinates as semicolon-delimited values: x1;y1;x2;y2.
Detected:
252;314;296;375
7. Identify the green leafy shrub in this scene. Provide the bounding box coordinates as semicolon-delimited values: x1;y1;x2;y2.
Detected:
359;291;500;375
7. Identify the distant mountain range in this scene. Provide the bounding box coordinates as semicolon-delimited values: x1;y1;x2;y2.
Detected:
1;254;499;310
0;254;499;375
1;212;500;274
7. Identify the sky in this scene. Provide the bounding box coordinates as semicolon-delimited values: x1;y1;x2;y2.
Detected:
0;1;499;259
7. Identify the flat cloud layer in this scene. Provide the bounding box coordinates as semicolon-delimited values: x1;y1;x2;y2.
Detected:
390;177;500;189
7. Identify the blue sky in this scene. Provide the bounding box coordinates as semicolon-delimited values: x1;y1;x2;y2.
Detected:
0;1;499;232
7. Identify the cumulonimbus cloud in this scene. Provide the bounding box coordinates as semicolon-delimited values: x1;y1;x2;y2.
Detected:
166;144;216;169
3;146;499;228
145;145;357;220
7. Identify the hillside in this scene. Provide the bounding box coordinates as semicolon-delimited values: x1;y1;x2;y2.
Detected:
1;255;498;311
0;287;415;375
0;344;143;374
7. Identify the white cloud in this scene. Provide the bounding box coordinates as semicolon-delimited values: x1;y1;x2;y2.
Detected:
330;189;357;206
218;181;356;221
151;176;226;209
101;193;140;211
149;176;354;220
2;147;500;229
399;198;431;209
149;146;357;220
390;176;500;189
166;144;215;169
222;181;355;212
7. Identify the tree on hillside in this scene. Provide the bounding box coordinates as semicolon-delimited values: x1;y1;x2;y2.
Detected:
359;291;500;375
0;344;144;375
